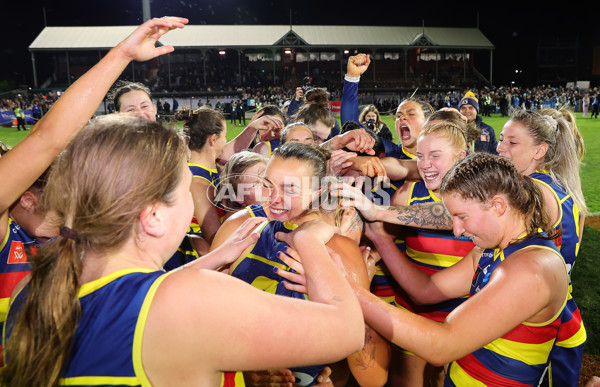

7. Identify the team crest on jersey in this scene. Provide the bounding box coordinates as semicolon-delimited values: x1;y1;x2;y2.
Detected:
7;240;35;264
472;251;494;293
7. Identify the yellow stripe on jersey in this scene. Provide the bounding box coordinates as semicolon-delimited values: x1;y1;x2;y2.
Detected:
0;297;8;324
557;317;587;348
0;219;10;252
249;275;308;300
59;376;140;385
404;247;462;268
483;337;556;365
78;269;155;297
448;363;488;387
221;371;246;387
133;271;174;387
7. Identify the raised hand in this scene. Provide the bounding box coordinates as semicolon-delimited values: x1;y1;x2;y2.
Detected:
346;54;371;77
348;156;387;183
116;16;188;62
251;114;284;133
335;128;375;155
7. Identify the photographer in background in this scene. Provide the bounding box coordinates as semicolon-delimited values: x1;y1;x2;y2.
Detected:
359;104;393;142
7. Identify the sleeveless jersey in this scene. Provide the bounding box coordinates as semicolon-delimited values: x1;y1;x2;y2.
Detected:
0;217;42;366
373;182;474;322
165;163;225;271
446;236;567;386
4;269;167;386
230;220;324;386
247;203;267;218
4;269;243;387
529;171;585;387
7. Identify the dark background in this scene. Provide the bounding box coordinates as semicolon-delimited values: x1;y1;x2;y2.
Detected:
3;0;598;88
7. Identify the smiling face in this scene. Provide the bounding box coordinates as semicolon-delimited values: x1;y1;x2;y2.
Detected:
395;100;426;150
497;119;546;176
118;90;157;122
262;157;318;222
416;134;465;194
459;103;478;123
442;193;500;249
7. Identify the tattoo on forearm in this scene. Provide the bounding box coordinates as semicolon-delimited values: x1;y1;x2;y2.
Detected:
356;326;377;370
392;202;453;230
332;296;344;302
320;141;334;151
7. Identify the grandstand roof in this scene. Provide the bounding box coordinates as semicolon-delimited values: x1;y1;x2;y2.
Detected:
29;25;494;51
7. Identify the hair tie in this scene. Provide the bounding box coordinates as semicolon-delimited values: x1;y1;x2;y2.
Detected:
60;227;80;242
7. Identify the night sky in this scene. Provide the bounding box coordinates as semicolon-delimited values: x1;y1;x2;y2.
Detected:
3;0;597;87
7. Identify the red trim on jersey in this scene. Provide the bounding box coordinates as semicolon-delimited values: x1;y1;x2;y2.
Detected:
557;307;583;341
222;371;238;387
405;234;474;257
456;353;530;386
0;270;31;298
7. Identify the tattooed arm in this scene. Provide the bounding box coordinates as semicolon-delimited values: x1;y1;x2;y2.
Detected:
333;182;453;230
382;202;453;230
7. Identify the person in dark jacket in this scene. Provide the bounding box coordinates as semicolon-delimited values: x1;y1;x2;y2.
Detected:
458;93;498;154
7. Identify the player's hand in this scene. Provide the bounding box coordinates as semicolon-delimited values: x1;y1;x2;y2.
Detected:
346;54;371;77
116;17;188;62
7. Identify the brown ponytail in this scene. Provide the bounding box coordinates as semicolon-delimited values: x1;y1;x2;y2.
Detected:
3;238;82;387
292;88;336;129
1;114;187;386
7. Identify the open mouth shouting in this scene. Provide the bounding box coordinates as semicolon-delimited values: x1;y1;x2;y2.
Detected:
399;124;412;141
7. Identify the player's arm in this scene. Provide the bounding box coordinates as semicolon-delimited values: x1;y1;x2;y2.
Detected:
0;17;188;213
365;221;476;305
352;246;568;366
143;221;365;383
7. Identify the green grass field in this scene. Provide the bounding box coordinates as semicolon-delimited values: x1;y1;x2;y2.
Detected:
2;111;599;355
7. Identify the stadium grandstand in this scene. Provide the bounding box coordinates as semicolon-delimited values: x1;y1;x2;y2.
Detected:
28;24;494;95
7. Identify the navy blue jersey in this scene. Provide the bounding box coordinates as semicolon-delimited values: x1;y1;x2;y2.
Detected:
230;220;324;385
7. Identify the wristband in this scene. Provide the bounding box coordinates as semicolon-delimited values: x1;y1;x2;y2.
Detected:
344;75;361;83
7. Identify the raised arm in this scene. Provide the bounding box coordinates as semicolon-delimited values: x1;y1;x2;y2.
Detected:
0;17;188;213
340;54;371;127
219;114;284;162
